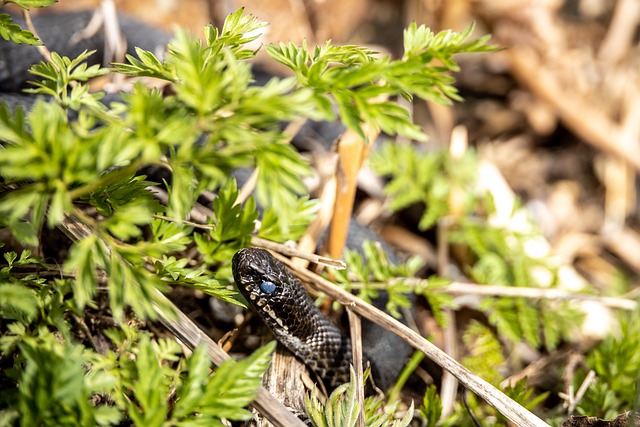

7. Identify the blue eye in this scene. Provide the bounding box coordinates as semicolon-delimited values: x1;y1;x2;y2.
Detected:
259;281;277;294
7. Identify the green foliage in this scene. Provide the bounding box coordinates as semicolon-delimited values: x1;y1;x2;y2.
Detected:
26;50;110;109
0;1;57;46
500;379;548;424
0;313;275;426
577;313;640;419
170;341;276;422
14;329;117;427
402;22;496;66
194;179;258;264
4;0;57;7
370;141;583;349
461;321;505;386
454;220;584;350
112;10;318;227
258;196;319;242
332;241;423;318
419;385;443;427
0;250;79;344
306;368;414;427
413;275;455;328
0;8;324;321
0;13;41;45
267;22;497;141
458;322;549;423
370;142;482;230
0;7;503;426
332;242;456;328
0;250;42;322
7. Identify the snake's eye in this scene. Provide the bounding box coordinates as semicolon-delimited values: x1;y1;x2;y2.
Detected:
259;281;277;294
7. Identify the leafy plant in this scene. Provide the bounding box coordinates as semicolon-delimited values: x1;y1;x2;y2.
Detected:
370;140;583;349
0;0;57;45
2;318;275;426
369;142;483;230
577;313;640;419
461;321;506;387
454;219;584;350
267;22;496;141
0;5;500;426
331;241;424;318
306;368;414;427
419;385;443;427
26;50;110;109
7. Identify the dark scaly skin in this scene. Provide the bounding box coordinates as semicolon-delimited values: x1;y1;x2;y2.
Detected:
232;248;352;391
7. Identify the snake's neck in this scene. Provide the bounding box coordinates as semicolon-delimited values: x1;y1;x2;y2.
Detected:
266;298;353;391
231;248;354;391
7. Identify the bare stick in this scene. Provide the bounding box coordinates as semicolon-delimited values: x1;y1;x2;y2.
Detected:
22;10;53;64
346;308;365;427
598;0;640;63
237;168;260;205
441;282;637;311
351;279;637;311
252;236;346;269
276;253;551;427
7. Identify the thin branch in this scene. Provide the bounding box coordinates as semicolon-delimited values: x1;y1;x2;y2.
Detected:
275;252;552;427
597;0;640;63
150;213;346;270
509;49;640;172
251;236;346;270
354;278;637;311
236;168;259;206
346;308;365;427
22;9;53;64
570;370;597;414
442;281;637;311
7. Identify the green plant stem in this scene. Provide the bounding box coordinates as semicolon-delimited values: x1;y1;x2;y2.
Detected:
387;350;425;403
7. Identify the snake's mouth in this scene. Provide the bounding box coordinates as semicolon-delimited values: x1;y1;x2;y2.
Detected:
231;248;258;293
231;248;252;273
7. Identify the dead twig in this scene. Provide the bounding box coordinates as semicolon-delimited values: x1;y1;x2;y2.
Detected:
274;252;552;427
353;279;636;311
346;308;365;427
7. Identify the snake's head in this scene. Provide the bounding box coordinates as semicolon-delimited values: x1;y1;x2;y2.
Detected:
232;248;308;332
232;248;288;298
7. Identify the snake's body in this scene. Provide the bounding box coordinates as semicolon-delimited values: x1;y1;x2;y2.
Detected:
232;248;353;391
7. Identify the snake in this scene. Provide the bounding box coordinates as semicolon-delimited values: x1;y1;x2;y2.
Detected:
232;247;354;392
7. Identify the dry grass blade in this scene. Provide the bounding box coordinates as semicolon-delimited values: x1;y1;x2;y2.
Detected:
252;236;346;269
325;123;378;259
274;252;552;427
346;308;365;427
